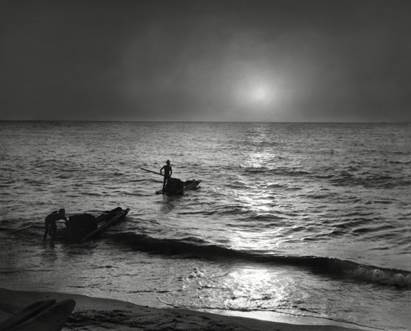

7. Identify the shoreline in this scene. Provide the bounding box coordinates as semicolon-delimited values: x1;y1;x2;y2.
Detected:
0;288;370;330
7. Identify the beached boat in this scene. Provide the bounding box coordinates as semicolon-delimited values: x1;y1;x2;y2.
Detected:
59;207;129;243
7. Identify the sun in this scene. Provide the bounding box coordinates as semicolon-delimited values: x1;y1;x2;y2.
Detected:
233;76;276;109
252;86;269;102
249;84;273;105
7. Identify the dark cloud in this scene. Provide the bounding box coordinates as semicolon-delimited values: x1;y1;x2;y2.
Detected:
1;0;411;121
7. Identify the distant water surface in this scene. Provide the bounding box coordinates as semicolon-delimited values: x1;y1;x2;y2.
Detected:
0;122;410;330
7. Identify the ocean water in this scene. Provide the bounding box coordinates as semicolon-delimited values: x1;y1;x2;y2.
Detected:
0;121;410;330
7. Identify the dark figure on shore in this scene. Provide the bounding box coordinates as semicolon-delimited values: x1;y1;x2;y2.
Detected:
160;160;172;192
43;209;67;241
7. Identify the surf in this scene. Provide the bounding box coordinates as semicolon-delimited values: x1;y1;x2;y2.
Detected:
108;232;411;289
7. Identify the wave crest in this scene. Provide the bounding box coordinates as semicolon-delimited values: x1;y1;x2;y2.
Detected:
109;232;411;289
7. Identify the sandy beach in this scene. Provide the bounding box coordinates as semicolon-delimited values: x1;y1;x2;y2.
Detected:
0;288;369;330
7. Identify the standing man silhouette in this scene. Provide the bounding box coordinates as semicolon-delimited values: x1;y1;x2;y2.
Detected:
160;160;172;193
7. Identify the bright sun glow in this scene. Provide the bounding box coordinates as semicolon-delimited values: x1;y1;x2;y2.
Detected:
252;86;270;102
244;83;274;106
233;76;277;110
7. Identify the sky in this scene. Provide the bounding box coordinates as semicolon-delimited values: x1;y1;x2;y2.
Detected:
1;0;411;122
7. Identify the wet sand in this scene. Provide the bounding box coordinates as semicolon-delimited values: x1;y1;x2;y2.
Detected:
0;288;367;330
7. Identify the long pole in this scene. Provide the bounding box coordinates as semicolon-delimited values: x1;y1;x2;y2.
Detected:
140;167;163;176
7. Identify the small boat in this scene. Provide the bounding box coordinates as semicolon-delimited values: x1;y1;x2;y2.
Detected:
182;179;201;191
60;207;129;243
139;167;201;196
81;207;129;242
156;179;201;195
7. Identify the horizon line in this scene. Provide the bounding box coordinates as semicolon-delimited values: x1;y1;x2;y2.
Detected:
0;119;410;124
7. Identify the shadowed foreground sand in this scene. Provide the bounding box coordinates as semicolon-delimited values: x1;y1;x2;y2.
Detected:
0;288;366;330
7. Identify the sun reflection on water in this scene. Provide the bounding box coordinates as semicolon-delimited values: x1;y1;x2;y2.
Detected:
172;263;298;313
224;266;289;309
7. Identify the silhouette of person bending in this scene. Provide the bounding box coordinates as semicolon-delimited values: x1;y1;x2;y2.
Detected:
43;208;67;241
160;160;172;192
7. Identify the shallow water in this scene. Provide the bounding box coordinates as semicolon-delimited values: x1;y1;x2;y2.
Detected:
0;122;410;330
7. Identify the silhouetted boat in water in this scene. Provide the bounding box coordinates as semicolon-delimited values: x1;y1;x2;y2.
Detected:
57;207;129;243
140;167;201;195
155;179;201;195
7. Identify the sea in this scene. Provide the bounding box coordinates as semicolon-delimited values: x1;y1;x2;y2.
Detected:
0;121;410;330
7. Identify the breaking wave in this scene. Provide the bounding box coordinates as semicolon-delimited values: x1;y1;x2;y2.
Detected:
109;232;411;289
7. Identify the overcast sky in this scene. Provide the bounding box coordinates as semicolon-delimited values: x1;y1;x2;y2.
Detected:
1;0;411;122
